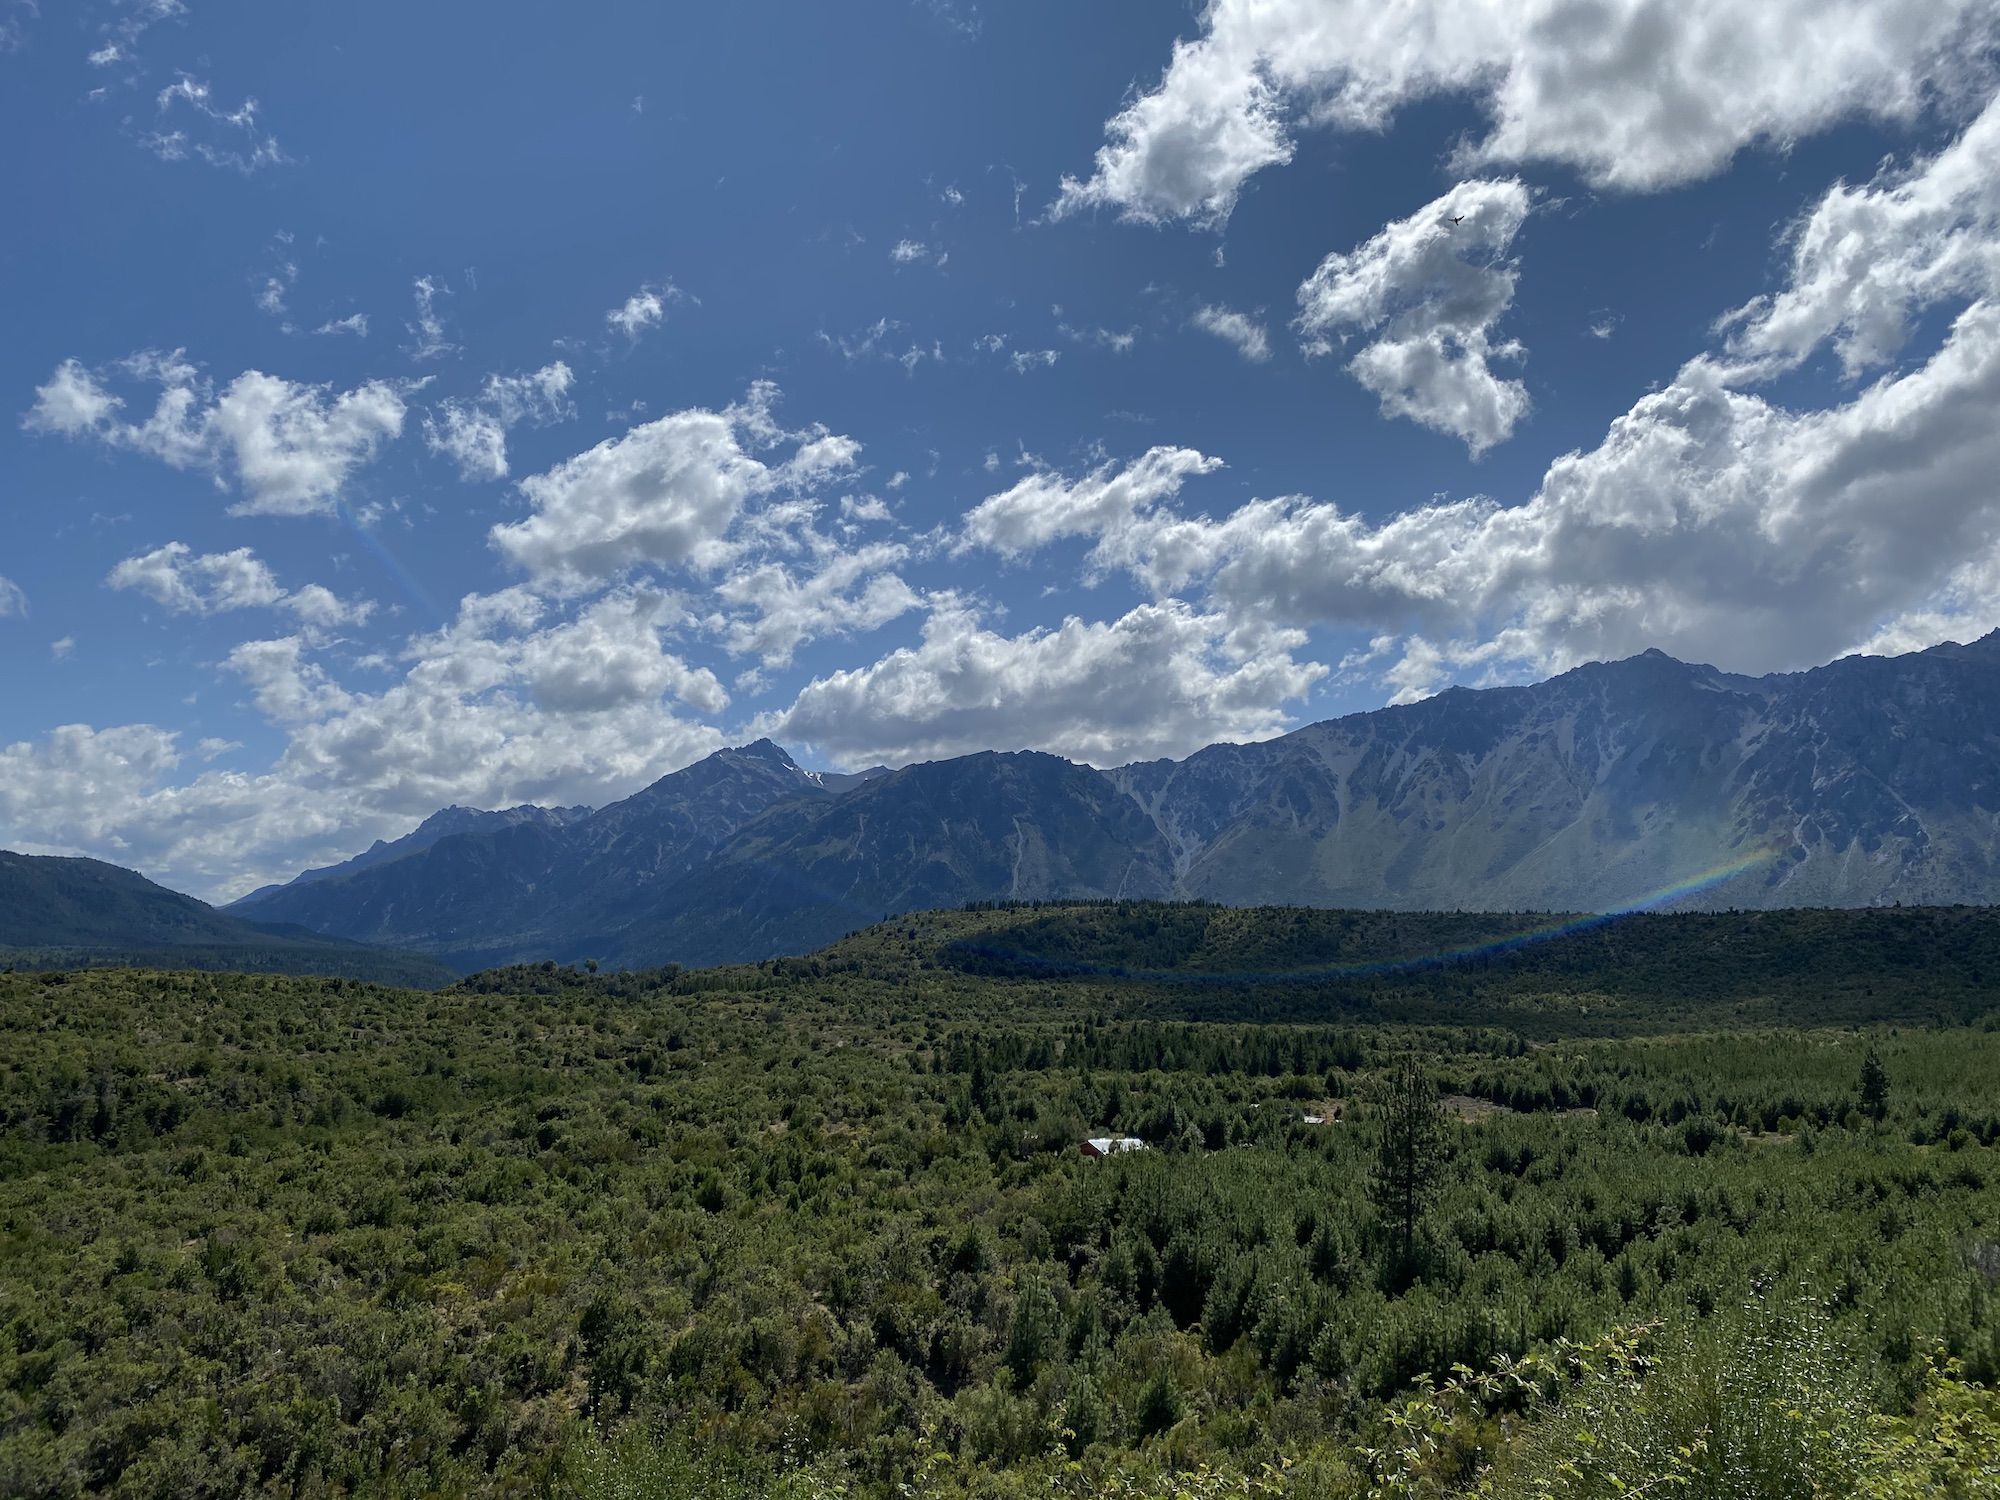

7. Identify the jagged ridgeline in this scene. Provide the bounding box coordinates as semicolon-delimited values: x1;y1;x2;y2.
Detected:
226;635;2000;974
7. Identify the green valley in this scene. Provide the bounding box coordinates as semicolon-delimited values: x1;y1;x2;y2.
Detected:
4;902;1999;1497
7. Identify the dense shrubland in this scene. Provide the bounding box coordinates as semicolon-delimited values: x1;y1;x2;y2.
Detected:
3;903;1999;1496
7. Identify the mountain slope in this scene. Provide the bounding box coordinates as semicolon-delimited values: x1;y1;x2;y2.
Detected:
1116;636;2000;913
228;740;844;968
605;750;1178;967
0;851;453;985
233;803;591;906
235;634;2000;971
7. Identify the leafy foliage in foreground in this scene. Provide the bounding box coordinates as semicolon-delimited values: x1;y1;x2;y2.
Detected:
2;903;1999;1496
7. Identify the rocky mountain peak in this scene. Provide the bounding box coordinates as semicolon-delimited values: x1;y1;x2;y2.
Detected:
228;636;2000;970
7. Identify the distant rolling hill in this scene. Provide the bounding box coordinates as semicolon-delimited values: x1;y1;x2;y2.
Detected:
461;898;2000;1036
232;633;2000;972
0;851;454;986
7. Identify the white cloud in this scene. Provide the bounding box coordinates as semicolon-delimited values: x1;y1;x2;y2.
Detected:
0;583;734;899
1055;315;1140;353
24;352;407;517
406;275;456;361
314;313;369;337
510;590;728;715
50;637;74;659
712;541;920;667
0;576;24;616
1190;303;1270;362
1051;0;1995;227
1718;94;2000;380
820;317;939;371
24;357;122;433
491;382;860;586
1092;319;2000;695
1009;348;1060;373
106;541;373;626
0;0;37;53
890;239;945;267
1295;178;1532;453
757;595;1324;768
983;98;2000;699
255;259;296;320
606;280;686;340
960;445;1223;561
841;493;894;522
146;74;286;173
424;361;576;481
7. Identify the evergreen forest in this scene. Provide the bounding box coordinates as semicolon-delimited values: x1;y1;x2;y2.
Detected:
5;902;1999;1497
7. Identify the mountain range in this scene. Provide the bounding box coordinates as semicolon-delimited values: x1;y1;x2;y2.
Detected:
217;634;2000;973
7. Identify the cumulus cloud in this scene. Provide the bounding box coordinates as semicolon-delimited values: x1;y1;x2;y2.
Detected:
757;594;1324;768
106;541;373;626
1051;0;1995;227
509;589;729;715
982;98;2000;700
491;382;860;587
606;280;687;340
960;98;2000;700
1295;178;1532;452
1190;304;1271;362
712;541;920;668
0;576;24;616
314;313;369;338
23;351;406;517
1086;326;2000;697
424;362;576;481
0;585;732;899
1718;94;2000;379
960;445;1224;562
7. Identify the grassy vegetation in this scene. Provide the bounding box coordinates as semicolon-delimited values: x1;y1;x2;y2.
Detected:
3;902;1999;1496
0;940;454;988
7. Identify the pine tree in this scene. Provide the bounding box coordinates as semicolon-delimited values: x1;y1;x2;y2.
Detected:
1005;1273;1062;1387
1368;1055;1451;1268
1861;1046;1890;1122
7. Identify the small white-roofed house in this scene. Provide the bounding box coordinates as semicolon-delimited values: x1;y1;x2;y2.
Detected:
1079;1136;1148;1158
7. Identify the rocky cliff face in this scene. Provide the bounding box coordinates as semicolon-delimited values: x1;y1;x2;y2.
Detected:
230;636;2000;970
1117;636;2000;913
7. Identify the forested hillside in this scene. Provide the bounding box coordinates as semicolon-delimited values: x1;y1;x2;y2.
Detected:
3;902;1999;1496
0;850;454;987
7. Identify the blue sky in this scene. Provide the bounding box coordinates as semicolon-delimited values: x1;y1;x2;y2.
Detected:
4;0;2000;897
